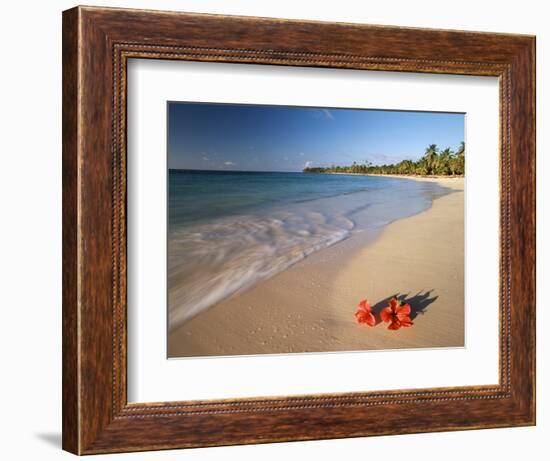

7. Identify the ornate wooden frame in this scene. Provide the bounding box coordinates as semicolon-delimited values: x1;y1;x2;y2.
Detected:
62;5;535;455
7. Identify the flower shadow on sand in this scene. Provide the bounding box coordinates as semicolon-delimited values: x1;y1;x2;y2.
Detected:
371;290;438;325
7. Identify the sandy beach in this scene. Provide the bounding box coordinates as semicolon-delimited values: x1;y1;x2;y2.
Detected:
168;176;464;357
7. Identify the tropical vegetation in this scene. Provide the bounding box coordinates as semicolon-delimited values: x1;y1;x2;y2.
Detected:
304;142;465;176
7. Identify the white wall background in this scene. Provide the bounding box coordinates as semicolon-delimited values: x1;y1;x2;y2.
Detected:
0;1;545;459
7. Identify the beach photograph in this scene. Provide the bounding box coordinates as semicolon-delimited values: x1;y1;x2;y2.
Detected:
167;102;465;358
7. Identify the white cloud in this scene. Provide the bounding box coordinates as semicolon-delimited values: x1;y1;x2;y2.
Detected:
311;109;334;120
304;161;313;168
202;156;209;161
224;161;236;166
321;109;334;120
299;152;305;156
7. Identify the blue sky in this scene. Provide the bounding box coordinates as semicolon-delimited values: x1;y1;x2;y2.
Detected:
168;102;464;172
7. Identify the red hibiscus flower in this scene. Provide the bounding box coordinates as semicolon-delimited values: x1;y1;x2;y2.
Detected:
380;298;413;330
355;299;376;326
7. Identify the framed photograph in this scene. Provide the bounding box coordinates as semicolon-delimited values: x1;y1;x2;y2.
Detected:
62;5;535;455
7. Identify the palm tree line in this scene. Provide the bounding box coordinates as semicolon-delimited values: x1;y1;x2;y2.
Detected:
303;142;465;176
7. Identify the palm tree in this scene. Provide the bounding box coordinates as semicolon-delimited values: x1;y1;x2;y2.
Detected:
423;144;439;175
456;141;465;156
451;142;465;175
435;147;453;175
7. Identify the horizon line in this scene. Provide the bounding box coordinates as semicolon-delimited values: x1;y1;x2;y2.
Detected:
169;168;303;173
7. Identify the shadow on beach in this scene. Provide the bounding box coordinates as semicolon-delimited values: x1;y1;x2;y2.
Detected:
371;290;438;323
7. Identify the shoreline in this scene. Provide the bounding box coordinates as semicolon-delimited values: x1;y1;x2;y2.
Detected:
315;172;464;180
168;177;464;357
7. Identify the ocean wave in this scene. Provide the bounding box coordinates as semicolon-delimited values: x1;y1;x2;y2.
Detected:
168;209;354;330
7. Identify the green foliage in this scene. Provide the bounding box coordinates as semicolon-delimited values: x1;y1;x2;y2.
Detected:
303;143;465;176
